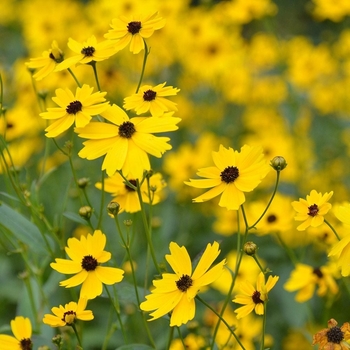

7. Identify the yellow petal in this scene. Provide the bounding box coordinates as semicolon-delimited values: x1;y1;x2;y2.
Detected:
166;242;192;276
95;266;124;285
80;271;103;299
170;294;196;327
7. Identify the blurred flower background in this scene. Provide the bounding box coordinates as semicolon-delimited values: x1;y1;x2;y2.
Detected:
1;0;350;349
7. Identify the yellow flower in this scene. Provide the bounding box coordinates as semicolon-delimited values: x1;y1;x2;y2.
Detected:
312;319;350;350
40;84;109;138
233;272;279;319
75;104;181;179
123;82;180;117
55;35;117;71
185;145;270;210
140;242;226;327
0;316;32;350
291;189;333;231
50;230;124;300
25;40;63;80
283;263;339;302
43;298;93;327
104;12;166;54
96;172;166;214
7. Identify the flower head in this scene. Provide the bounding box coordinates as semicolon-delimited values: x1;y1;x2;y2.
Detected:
96;171;166;214
185;144;270;210
291;189;333;231
123;82;180;117
50;230;124;299
43;298;93;327
75;104;181;178
312;318;350;350
233;272;279;319
0;316;32;350
40;84;109;138
140;242;226;327
25;40;63;80
56;35;117;71
105;12;166;54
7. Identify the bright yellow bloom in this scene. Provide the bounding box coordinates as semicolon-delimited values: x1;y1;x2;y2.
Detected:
50;230;124;300
40;84;109;138
328;204;350;276
105;12;166;54
140;242;226;327
185;145;270;210
55;35;117;71
291;189;333;231
233;272;279;319
76;104;181;179
312;319;350;350
283;263;339;302
0;316;32;350
25;40;63;80
123;83;180;117
96;172;166;214
43;298;93;327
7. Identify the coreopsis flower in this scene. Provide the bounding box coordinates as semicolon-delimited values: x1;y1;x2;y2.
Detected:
96;171;166;214
40;84;109;138
0;316;32;350
312;319;350;350
123;83;180;117
291;190;333;231
43;298;93;327
283;263;339;302
105;12;166;54
328;204;350;276
25;40;63;80
140;242;226;327
75;104;181;179
233;272;279;319
55;35;117;71
50;230;124;299
185;145;270;210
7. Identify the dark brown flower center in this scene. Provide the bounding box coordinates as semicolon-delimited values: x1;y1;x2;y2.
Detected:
308;204;319;217
81;255;98;271
66;100;82;114
125;179;137;192
143;89;157;101
252;290;263;304
81;46;96;57
220;166;239;183
62;310;76;325
20;338;32;350
326;326;344;344
176;274;193;292
127;21;142;34
118;121;136;138
313;267;323;278
267;214;277;223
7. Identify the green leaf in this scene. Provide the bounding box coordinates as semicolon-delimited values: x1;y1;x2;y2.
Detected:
63;211;88;225
116;344;154;350
0;202;51;255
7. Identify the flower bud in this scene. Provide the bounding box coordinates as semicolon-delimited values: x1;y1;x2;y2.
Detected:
124;219;133;227
79;206;92;219
52;335;63;347
107;201;120;216
270;156;287;171
244;241;258;256
50;40;64;62
77;177;90;189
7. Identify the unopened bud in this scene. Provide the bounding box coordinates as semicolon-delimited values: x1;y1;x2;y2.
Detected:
244;241;258;256
124;219;133;227
52;334;63;347
107;201;120;216
270;156;287;171
77;177;90;189
50;40;64;62
79;206;92;219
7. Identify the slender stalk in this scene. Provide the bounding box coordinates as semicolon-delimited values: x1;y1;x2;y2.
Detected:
90;61;101;91
166;326;175;350
135;40;150;93
261;303;267;350
67;68;82;87
324;219;341;241
252;254;265;274
71;323;83;348
97;171;105;229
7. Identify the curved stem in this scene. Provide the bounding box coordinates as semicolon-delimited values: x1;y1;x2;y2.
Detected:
252;254;265;274
324;219;341;241
71;323;83;348
135;40;150;93
90;61;101;91
166;326;175;350
67;68;81;87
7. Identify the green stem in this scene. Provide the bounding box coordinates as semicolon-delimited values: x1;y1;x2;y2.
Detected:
135;40;150;93
97;171;105;229
324;219;341;241
252;254;265;274
90;61;101;91
71;323;83;348
67;68;81;87
197;296;246;350
275;232;299;266
261;302;267;350
166;326;175;350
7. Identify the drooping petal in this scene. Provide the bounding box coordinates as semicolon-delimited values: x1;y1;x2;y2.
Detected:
80;271;103;299
170;294;196;327
59;269;88;287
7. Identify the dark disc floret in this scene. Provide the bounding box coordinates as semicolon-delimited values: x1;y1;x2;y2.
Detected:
267;214;277;223
220;166;239;183
118;121;136;138
143;89;157;101
62;310;76;324
81;255;98;271
125;179;137;191
66;100;83;114
20;338;33;350
308;204;319;217
176;274;193;292
313;267;323;278
81;46;96;57
127;21;142;35
326;326;344;344
252;290;263;304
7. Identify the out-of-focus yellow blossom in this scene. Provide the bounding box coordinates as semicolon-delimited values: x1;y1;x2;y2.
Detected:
105;11;166;54
56;35;117;71
311;0;350;22
123;82;180;117
291;190;333;231
282;328;317;350
170;333;206;350
0;316;32;350
95;171;166;214
186;145;270;210
283;263;339;302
